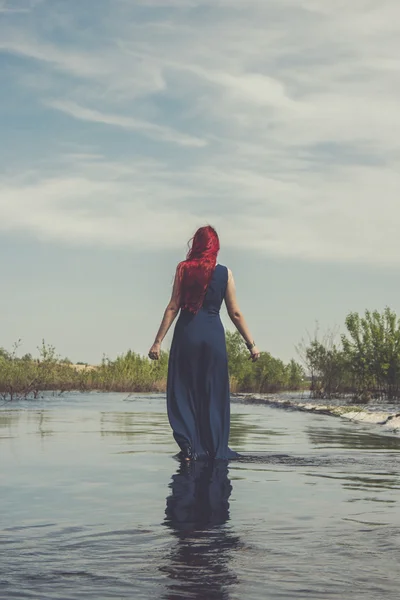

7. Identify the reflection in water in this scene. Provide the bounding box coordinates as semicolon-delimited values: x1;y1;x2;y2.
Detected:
306;425;400;498
100;411;160;437
100;411;263;449
229;413;277;447
0;410;54;439
35;410;54;438
161;460;240;600
0;412;20;429
307;472;400;495
307;425;400;451
100;411;170;444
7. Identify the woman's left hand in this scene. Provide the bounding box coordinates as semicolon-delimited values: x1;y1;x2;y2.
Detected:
148;342;161;361
248;345;261;362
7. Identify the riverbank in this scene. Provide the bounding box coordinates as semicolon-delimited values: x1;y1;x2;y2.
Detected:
0;334;304;399
236;392;400;435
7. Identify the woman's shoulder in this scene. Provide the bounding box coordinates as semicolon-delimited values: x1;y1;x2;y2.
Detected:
217;263;231;272
216;264;232;280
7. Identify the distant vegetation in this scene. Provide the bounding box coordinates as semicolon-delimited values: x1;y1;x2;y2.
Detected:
226;331;304;393
0;332;304;401
0;341;169;401
3;307;399;402
298;307;400;401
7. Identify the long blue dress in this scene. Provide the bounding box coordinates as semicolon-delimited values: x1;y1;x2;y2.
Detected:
167;264;238;460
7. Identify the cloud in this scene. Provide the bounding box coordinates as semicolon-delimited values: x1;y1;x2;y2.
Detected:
0;7;30;11
1;0;400;264
0;157;202;247
0;0;43;13
46;100;207;147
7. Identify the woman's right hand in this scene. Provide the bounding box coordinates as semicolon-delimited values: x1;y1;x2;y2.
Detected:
148;342;161;361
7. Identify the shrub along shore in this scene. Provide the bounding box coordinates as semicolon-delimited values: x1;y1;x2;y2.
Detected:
299;307;400;402
0;332;304;401
2;308;400;402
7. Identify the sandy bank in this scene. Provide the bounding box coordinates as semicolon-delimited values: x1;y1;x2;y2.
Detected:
236;394;400;435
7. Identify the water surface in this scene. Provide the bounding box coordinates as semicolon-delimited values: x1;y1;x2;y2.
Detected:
1;393;399;599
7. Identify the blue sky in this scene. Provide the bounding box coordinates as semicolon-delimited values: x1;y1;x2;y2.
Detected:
1;0;400;363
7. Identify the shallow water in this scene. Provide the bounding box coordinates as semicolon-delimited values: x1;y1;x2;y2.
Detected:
1;392;400;600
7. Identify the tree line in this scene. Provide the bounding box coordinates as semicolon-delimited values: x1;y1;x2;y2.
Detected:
2;307;400;402
0;332;304;401
298;307;400;401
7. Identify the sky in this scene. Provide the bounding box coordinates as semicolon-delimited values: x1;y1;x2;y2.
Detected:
1;0;400;364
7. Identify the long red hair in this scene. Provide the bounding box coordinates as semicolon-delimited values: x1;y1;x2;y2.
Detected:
178;226;220;314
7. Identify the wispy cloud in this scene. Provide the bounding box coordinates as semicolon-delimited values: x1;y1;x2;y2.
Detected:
1;0;400;264
46;100;207;147
0;7;30;11
0;0;43;13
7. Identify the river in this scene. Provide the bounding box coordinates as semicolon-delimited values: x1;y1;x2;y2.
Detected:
1;392;399;599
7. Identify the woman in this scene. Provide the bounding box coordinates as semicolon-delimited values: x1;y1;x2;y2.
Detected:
148;226;260;460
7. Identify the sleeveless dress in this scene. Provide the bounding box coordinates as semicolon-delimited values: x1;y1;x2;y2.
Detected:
167;264;238;460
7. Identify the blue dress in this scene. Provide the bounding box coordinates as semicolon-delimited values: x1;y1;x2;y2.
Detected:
167;264;238;460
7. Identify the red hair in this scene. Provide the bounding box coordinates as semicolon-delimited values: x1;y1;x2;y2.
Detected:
178;226;220;314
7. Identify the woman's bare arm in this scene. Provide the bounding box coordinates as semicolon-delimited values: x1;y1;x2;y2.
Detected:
224;268;260;361
148;267;181;360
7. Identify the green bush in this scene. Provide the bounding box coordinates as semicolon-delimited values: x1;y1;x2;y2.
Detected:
299;307;400;401
226;330;304;393
0;332;304;400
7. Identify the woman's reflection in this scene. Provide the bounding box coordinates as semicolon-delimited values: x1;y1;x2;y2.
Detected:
161;459;240;600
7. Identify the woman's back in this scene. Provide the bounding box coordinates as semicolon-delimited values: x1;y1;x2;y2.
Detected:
200;264;228;314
